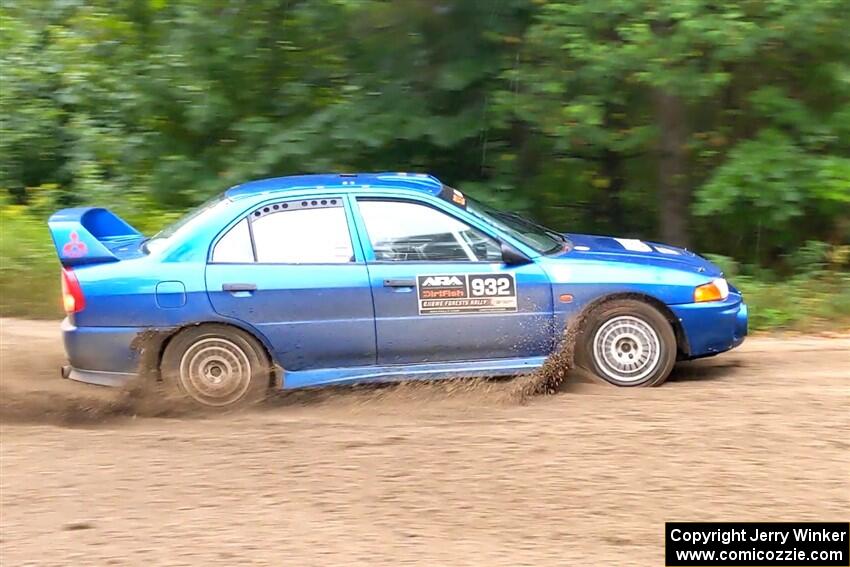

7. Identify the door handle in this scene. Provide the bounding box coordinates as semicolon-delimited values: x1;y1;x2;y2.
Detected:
222;283;257;292
383;278;416;288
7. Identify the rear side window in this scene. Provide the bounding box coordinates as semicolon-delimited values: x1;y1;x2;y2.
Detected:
212;219;253;263
252;204;353;264
211;199;354;264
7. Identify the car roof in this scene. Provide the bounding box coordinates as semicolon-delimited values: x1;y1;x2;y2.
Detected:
225;172;444;199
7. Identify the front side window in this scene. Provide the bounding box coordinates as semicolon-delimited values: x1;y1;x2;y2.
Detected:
358;199;501;262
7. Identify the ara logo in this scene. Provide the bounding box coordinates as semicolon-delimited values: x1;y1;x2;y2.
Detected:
421;275;464;287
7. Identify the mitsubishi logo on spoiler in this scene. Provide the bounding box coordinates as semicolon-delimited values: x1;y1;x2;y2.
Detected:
62;231;88;258
421;276;464;287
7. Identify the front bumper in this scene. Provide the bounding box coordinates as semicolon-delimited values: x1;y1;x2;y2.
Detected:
670;292;748;359
61;318;141;386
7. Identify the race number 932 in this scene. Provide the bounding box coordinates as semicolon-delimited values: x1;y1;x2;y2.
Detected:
469;274;515;297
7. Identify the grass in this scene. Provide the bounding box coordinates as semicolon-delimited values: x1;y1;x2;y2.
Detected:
0;207;63;318
2;208;849;331
733;273;850;332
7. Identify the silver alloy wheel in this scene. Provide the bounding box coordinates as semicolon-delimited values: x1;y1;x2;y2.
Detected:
177;337;253;406
592;315;662;383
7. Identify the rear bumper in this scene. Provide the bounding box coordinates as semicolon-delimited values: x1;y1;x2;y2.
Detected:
670;293;748;359
62;364;136;386
61;318;142;386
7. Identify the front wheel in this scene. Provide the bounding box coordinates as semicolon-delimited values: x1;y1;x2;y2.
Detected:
577;299;676;387
161;324;271;408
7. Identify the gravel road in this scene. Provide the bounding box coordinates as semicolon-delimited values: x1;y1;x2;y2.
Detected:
1;318;848;566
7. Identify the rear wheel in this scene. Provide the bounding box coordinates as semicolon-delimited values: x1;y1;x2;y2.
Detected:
577;299;676;387
161;324;270;408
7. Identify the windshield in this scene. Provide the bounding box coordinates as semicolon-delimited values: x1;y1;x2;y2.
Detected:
143;193;228;254
465;197;565;254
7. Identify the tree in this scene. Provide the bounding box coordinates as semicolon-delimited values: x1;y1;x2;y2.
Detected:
1;0;848;266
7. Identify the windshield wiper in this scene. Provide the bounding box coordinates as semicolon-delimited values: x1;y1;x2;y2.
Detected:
497;211;565;241
547;229;567;243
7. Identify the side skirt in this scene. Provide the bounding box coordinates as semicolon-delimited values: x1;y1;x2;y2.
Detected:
282;356;548;390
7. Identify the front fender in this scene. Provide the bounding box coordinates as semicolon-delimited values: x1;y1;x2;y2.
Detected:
539;258;715;347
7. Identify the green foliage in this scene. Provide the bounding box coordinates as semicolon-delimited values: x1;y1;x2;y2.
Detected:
703;243;850;330
786;241;833;274
0;207;62;318
734;272;850;331
511;0;850;250
1;0;849;311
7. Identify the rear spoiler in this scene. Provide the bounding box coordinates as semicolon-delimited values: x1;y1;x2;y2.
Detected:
47;208;142;267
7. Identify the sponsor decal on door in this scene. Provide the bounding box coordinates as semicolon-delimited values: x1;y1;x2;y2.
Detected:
416;274;517;314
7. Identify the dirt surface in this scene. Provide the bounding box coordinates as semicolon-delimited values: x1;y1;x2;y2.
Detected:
1;318;848;566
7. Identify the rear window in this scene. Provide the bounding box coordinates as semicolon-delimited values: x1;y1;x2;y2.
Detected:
144;194;229;254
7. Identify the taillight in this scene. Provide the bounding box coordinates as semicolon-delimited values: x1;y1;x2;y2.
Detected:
61;267;85;314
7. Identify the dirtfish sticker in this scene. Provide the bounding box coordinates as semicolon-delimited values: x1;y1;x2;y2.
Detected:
416;273;517;314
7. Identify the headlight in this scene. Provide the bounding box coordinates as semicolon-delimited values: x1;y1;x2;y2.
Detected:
694;278;729;303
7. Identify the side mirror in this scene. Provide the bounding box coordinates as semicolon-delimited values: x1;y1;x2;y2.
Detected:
500;241;532;266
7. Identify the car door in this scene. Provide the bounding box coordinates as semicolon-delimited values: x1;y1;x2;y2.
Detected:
352;197;554;365
205;196;376;371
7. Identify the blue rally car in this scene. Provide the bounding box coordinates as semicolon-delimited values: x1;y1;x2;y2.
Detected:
48;173;747;407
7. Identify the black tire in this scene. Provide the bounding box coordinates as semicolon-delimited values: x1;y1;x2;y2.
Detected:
576;299;676;387
161;324;271;408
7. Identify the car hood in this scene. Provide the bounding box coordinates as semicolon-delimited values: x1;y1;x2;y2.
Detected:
555;233;723;277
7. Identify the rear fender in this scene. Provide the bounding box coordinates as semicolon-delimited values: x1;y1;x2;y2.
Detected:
139;319;283;388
